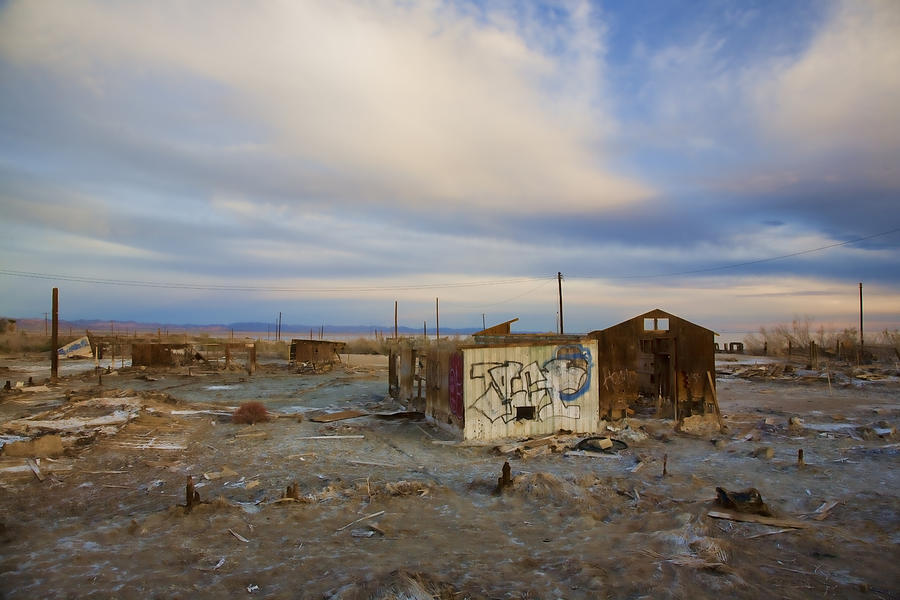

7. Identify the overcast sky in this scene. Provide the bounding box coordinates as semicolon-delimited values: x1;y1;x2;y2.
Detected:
1;0;898;335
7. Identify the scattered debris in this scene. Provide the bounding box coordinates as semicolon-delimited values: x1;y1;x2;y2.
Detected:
750;446;774;460
229;528;250;543
677;414;721;436
575;436;627;454
309;410;367;423
715;487;772;516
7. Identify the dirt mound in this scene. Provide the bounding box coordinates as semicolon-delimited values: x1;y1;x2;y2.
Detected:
509;472;584;504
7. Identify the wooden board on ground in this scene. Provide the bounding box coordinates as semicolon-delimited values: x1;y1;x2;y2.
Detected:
707;510;811;528
309;410;368;423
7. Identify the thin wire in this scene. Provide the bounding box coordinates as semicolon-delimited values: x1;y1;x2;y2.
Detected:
0;268;550;293
441;277;556;314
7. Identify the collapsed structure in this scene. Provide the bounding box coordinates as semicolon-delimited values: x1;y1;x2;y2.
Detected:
390;309;717;441
289;339;346;369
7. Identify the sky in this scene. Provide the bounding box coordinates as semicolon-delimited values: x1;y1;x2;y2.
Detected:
1;0;898;337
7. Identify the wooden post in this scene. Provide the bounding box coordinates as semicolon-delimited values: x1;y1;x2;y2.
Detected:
557;272;564;334
50;288;58;382
423;320;426;342
394;301;399;339
859;282;864;364
435;297;440;340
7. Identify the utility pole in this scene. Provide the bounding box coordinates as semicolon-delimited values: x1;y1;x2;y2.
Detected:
436;297;440;340
482;313;486;330
859;282;864;364
51;288;58;382
557;271;564;335
394;301;399;339
44;312;48;336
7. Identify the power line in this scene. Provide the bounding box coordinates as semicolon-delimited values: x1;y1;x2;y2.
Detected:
0;268;549;293
1;227;896;293
574;226;900;280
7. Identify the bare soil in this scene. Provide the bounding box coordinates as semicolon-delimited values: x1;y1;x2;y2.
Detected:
0;353;898;599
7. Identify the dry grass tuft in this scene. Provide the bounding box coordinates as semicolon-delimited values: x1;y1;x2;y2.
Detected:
232;402;269;424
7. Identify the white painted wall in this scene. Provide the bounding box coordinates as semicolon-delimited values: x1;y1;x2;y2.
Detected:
462;341;600;440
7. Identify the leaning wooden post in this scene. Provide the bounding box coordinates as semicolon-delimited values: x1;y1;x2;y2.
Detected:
706;371;724;430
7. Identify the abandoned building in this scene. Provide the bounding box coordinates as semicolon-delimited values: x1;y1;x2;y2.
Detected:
131;341;256;372
390;308;717;441
587;308;717;422
289;339;346;368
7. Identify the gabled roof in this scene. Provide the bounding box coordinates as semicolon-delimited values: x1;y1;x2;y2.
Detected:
590;308;718;336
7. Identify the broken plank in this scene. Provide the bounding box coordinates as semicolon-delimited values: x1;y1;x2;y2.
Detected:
707;510;810;528
309;410;367;423
745;528;797;539
336;510;385;532
348;459;405;468
564;450;622;459
26;458;44;482
228;528;250;543
496;434;557;454
810;500;840;521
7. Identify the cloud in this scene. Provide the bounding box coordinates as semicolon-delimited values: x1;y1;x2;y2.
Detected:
756;0;900;162
0;0;651;213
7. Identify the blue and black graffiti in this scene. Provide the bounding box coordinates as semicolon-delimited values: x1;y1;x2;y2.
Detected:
468;344;592;424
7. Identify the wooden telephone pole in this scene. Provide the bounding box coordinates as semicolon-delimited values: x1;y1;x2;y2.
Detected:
557;272;564;334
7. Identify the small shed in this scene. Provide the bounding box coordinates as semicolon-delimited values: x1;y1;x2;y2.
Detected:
588;309;716;420
289;339;346;367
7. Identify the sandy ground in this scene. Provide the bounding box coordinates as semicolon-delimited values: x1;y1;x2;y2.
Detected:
0;353;898;599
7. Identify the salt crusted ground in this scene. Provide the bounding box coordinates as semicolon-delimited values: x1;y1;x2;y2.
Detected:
0;353;898;599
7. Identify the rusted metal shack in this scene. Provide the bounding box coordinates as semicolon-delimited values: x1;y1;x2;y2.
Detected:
289;339;346;367
588;309;716;420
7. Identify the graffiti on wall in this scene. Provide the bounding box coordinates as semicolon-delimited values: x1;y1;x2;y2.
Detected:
467;344;592;424
448;352;464;420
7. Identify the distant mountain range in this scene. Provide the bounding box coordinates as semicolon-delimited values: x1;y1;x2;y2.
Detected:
7;317;482;336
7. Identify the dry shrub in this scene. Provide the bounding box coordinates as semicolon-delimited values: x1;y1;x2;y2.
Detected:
232;401;269;424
